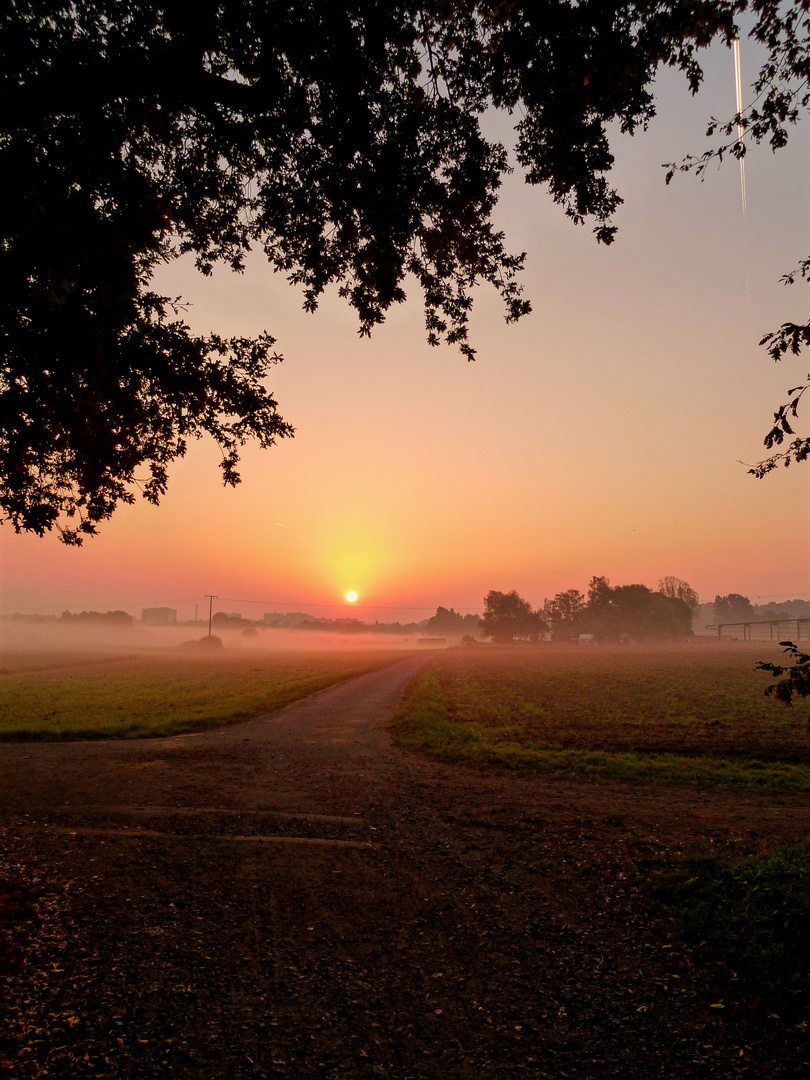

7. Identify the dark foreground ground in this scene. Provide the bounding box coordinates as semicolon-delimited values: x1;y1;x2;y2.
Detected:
2;655;810;1079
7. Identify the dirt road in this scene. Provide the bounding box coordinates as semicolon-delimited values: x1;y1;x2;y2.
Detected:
2;655;809;1078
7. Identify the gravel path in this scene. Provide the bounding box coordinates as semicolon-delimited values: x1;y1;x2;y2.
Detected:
2;655;809;1078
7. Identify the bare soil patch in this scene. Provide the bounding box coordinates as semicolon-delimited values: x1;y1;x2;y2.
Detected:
2;653;810;1078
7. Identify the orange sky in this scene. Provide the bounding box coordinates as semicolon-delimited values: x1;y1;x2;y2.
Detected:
1;40;808;622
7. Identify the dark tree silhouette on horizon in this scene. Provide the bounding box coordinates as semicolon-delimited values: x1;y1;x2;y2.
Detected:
480;590;546;643
658;576;700;611
584;576;693;640
544;589;587;640
2;1;807;543
427;607;480;635
714;593;755;623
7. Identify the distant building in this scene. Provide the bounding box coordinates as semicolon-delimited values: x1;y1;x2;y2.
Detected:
141;607;177;626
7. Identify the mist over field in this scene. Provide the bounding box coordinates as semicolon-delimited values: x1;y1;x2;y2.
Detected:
0;619;434;659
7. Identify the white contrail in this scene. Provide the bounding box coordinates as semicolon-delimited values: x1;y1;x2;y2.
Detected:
733;36;747;213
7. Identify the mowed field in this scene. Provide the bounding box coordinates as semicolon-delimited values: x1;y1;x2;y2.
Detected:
0;647;416;740
394;642;810;791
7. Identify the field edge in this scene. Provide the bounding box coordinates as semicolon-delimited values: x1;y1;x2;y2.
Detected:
391;663;810;794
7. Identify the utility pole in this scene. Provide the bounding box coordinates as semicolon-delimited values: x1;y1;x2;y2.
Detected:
205;595;217;637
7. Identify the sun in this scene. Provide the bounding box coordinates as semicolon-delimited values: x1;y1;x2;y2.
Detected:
345;591;358;603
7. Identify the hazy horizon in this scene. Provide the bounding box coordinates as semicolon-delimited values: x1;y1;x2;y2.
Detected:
3;589;810;626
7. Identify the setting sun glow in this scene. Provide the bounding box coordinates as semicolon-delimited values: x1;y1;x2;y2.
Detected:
345;591;358;603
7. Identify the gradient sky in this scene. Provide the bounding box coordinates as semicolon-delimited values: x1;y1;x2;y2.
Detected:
2;33;809;622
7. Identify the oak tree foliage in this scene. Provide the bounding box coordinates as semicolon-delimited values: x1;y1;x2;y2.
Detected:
3;1;808;542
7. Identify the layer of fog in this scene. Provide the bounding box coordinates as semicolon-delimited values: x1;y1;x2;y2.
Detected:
0;620;452;657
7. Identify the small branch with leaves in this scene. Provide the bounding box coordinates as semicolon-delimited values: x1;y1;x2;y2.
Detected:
748;379;810;477
756;641;810;706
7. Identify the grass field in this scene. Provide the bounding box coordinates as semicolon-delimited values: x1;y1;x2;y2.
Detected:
0;647;413;740
393;642;810;791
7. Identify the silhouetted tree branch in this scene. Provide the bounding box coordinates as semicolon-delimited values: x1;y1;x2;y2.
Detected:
3;1;808;542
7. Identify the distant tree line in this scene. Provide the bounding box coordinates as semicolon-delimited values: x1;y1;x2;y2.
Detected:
756;599;810;620
576;578;693;642
542;576;695;643
296;618;367;634
712;595;810;624
474;582;810;644
713;594;755;623
59;610;134;626
426;607;481;636
475;575;699;644
16;587;807;641
290;617;430;635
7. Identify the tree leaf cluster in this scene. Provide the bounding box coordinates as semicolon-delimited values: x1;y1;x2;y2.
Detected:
749;367;809;476
757;640;810;705
3;1;808;541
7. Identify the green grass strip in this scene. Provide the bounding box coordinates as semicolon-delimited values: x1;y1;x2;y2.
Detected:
1;651;413;741
392;668;810;792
